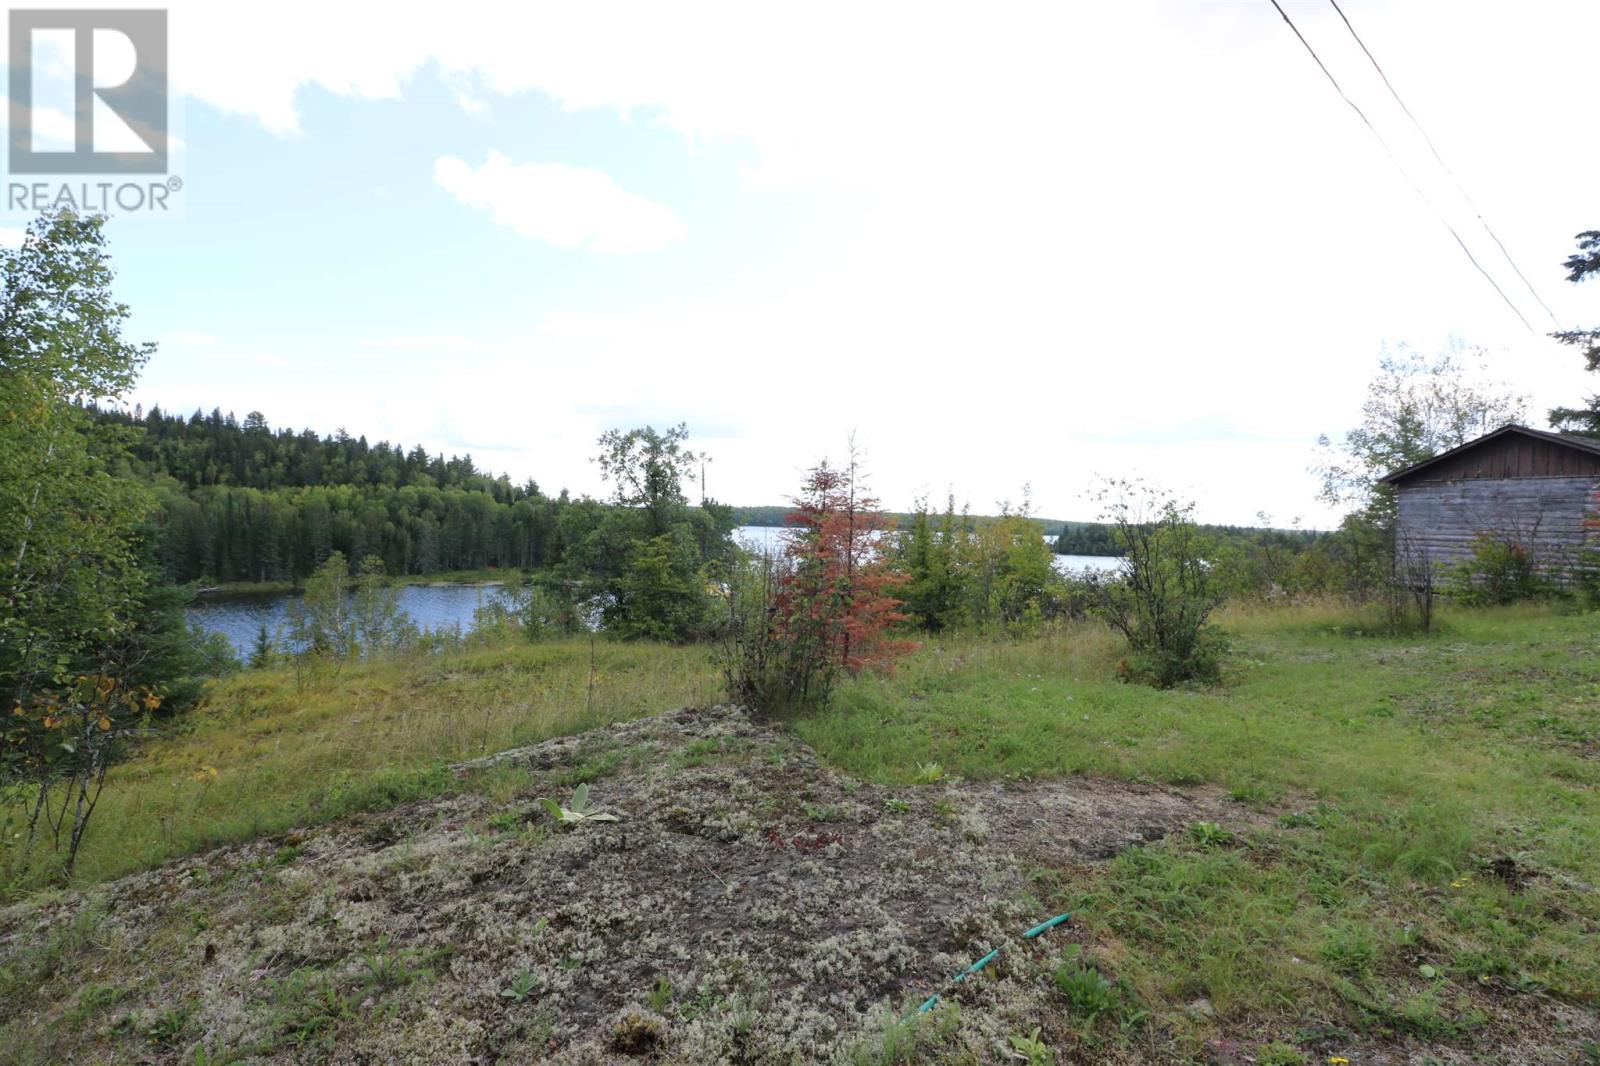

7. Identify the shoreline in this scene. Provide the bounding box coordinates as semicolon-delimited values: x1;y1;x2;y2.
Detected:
192;569;517;598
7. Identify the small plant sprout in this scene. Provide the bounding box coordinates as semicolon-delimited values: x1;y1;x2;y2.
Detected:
1007;1026;1054;1064
539;782;621;826
500;970;540;1002
1055;957;1117;1017
913;761;945;784
883;796;911;815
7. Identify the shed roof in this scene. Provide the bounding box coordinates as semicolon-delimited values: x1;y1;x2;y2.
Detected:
1378;424;1600;486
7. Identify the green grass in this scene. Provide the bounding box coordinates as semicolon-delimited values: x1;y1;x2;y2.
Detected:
1;637;718;896
6;598;1598;1056
800;601;1600;1046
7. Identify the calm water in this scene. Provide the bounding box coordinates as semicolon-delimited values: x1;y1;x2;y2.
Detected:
188;583;509;659
189;527;1121;657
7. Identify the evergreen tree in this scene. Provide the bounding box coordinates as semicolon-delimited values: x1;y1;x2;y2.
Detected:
248;624;275;669
1549;230;1600;437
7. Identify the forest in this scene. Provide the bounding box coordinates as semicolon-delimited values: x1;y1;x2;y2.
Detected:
91;405;735;585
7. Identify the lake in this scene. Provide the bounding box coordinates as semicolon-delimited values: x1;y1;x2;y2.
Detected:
188;526;1122;657
735;525;1122;576
188;582;511;659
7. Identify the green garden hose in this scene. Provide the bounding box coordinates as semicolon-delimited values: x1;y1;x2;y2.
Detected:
912;911;1073;1015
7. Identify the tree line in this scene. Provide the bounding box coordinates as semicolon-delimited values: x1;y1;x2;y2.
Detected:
88;406;736;586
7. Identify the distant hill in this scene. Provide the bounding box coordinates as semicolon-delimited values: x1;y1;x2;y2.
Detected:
732;505;1075;532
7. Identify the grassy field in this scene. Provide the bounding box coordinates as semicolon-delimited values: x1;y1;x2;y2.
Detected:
4;600;1598;1059
1;638;719;894
804;602;1600;1052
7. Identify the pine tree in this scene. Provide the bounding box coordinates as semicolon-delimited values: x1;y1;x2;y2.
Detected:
1549;230;1600;437
248;624;274;669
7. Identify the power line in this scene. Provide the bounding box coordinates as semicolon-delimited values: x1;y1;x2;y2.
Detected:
1266;0;1536;333
1327;0;1561;328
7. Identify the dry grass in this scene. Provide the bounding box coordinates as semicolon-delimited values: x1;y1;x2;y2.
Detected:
2;637;718;894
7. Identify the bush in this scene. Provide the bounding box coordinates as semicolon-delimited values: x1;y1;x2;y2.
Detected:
718;452;911;716
1449;535;1553;606
1575;549;1600;609
608;530;711;642
1089;480;1226;687
471;577;585;643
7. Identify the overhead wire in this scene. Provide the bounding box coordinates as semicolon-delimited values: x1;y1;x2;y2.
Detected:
1266;0;1537;333
1327;0;1561;328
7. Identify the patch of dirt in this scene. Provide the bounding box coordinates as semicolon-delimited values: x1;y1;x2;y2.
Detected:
0;705;1255;1063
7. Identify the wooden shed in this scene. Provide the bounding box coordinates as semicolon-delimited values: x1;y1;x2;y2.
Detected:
1379;424;1600;577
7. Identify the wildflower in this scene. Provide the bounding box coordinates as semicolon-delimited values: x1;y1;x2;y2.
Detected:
1329;1058;1350;1065
193;765;219;784
143;693;162;711
96;716;112;732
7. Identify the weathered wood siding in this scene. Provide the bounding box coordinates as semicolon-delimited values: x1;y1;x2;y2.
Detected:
1395;476;1600;573
1400;435;1600;482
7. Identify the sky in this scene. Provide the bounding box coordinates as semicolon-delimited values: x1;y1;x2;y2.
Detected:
3;0;1597;527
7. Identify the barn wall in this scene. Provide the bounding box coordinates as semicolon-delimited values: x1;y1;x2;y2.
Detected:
1400;435;1600;482
1395;476;1600;574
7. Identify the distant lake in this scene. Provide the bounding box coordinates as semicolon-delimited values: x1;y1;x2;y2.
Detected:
735;525;1123;576
188;526;1121;657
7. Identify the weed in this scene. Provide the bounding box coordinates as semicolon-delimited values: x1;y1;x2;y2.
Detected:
1256;1042;1307;1066
1318;924;1377;978
1055;958;1117;1017
882;797;911;815
487;810;524;833
1188;821;1234;848
146;1004;194;1047
499;970;540;1002
539;782;621;826
802;801;843;823
269;968;358;1050
1006;1026;1054;1064
647;975;673;1011
65;982;125;1025
360;935;440;992
847;1002;961;1066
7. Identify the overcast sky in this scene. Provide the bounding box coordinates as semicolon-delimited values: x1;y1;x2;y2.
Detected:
7;1;1597;526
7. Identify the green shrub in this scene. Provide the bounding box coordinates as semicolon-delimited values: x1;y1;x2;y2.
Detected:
1449;535;1553;606
1090;481;1227;687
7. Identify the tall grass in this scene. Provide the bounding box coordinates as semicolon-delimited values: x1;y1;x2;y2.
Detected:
2;637;718;895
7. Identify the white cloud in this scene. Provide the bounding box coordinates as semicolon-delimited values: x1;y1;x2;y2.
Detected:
433;151;686;252
113;1;1600;525
0;227;27;247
